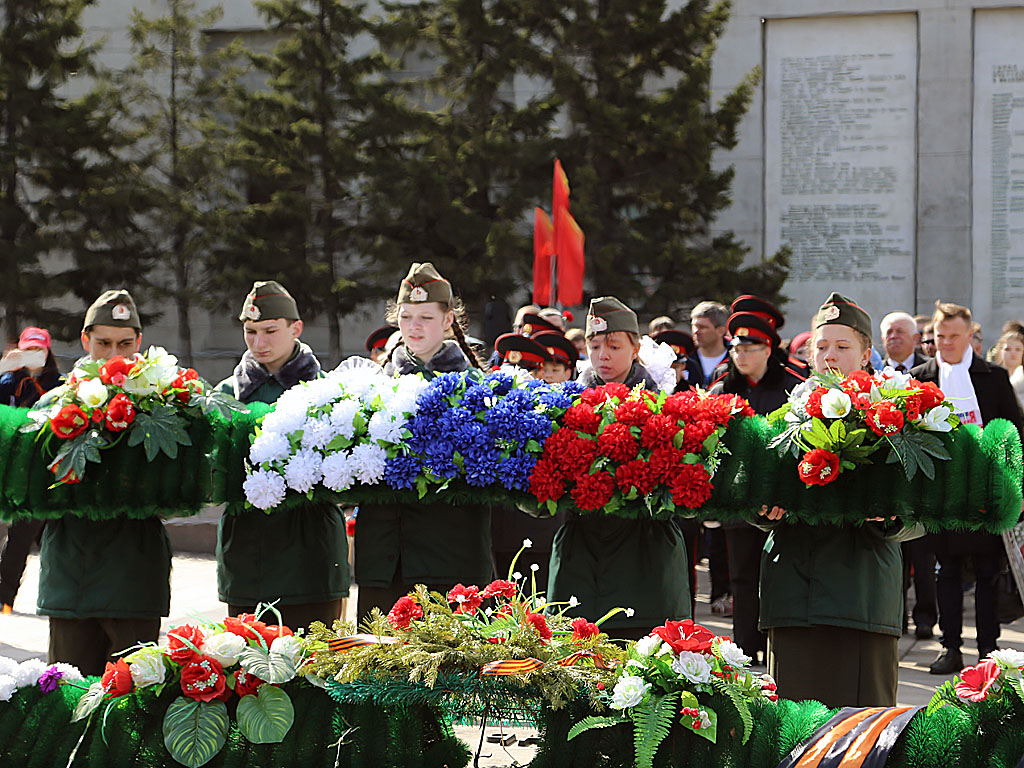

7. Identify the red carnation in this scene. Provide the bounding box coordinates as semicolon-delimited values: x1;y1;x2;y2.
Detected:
669;464;713;509
580;382;630;407
529;458;567;502
105;393;136;431
180;655;228;703
614;399;653;427
481;579;518;600
804;387;830;418
570;470;616;511
446;584;483;615
841;370;874;395
49;404;89;440
596;421;640;462
681;419;717;454
166;624;205;664
661;391;700;420
563;403;601;434
557;433;599;476
864;400;905;436
798;448;841;486
387;596;424;629
652;619;715;654
615;459;657;496
599;382;631;401
649;446;689;482
233;668;265;698
640;414;681;450
696;395;741;427
524;611;552;642
100;658;133;698
99;355;135;387
571;617;600;641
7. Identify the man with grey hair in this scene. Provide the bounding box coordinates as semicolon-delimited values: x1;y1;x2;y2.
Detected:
880;311;930;372
689;301;729;388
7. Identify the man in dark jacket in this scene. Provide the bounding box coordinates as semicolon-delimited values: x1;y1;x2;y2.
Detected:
216;281;349;630
911;301;1024;674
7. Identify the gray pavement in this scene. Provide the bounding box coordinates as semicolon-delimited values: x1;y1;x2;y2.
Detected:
1;550;1022;766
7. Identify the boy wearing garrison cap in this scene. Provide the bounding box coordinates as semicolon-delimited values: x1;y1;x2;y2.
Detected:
577;297;660;389
37;290;173;676
216;281;349;629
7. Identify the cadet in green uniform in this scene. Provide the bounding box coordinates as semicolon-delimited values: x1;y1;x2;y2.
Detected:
38;290;172;676
758;293;923;707
548;297;691;639
216;281;349;630
355;263;492;620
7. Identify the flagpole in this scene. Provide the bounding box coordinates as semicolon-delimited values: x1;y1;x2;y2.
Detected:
549;251;558;309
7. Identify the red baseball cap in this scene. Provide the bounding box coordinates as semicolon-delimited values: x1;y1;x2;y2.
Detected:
17;327;51;351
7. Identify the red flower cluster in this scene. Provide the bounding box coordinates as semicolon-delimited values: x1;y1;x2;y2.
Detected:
865;400;905;436
181;655;230;702
233;669;265;698
223;613;293;649
798;448;840;486
524;611;552;641
481;579;518;600
166;624;205;664
803;387;829;418
570;617;599;641
99;356;136;387
446;583;483;615
105;393;136;431
669;464;713;509
170;367;201;403
652;619;715;654
101;658;133;698
387;596;423;629
50;404;89;440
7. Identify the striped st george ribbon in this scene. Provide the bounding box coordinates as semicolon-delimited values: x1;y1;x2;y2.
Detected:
555;650;617;669
480;658;545;676
327;633;402;653
776;705;925;768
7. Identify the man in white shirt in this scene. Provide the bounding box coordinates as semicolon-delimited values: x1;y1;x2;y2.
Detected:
689;301;729;388
881;311;930;372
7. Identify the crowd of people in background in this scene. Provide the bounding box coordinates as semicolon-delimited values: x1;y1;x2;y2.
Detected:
1;272;1023;710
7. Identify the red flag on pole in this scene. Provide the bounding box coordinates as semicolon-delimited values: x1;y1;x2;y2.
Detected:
555;206;585;306
533;207;554;306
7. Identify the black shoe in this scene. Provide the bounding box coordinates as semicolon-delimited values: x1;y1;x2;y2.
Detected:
978;646;997;660
914;625;934;640
929;648;964;675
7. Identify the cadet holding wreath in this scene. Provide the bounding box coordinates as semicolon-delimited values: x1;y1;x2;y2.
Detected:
216;281;350;630
355;263;493;619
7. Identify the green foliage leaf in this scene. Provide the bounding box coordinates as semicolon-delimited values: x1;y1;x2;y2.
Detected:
632;691;678;768
198;388;248;419
711;675;752;743
691;705;718;744
237;645;298;684
567;714;626;740
926;680;960;716
128;403;192;461
162;697;229;768
49;429;107;484
71;681;107;723
236;685;294;743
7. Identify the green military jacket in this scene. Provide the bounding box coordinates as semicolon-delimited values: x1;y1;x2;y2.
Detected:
759;521;923;637
37;517;171;619
216;343;349;606
356;340;492;588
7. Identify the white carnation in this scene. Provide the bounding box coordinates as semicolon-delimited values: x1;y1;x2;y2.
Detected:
609;675;651;710
128;652;166;688
305;378;343;408
989;648;1024;670
328;400;360;438
15;659;47;688
321;452;356;492
51;663;84;684
201;632;247;667
284;449;323;493
250;431;291;466
671;651;712;684
76;377;109;409
243;468;288;510
349;443;386;485
368;411;405;445
0;658;17;678
301;416;336;450
717;640;751;668
635;635;662;658
0;675;16;702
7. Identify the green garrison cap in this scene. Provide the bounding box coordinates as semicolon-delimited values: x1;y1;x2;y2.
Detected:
814;292;872;340
397;262;453;305
83;289;141;332
586;296;639;337
239;281;300;322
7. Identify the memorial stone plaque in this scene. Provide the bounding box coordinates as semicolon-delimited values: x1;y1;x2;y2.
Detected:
973;9;1024;336
764;14;918;330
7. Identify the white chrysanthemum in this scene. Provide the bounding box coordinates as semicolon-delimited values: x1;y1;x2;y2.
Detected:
15;659;47;688
396;375;429;402
0;658;17;678
51;663;84;684
609;675;651;710
284;449;323;493
0;675;16;702
990;648;1024;669
671;651;712;684
368;411;405;444
336;369;378;398
717;640;751;668
305;378;343;408
349;443;387;485
243;469;288;510
328;400;360;438
201;632;247;668
301;416;336;450
128;652;166;688
250;431;292;466
635;635;662;658
321;452;356;492
261;403;309;437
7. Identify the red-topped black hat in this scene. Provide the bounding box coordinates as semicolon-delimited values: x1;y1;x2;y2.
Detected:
730;295;785;331
365;326;397;354
652;329;696;360
531;331;578;368
518;312;562;336
727;312;781;348
494;333;551;370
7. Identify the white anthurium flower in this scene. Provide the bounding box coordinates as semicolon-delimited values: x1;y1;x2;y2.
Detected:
671;651;712;684
609;675;651;710
717;640;751;668
635;635;662;658
76;377;109;409
201;632;247;667
917;404;954;432
819;389;852;419
127;650;167;688
990;648;1024;670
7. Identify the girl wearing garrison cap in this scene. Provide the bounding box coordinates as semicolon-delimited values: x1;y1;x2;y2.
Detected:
355;263;492;620
548;296;691;639
757;293;923;708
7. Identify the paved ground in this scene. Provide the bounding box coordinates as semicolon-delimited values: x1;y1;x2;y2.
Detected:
1;551;1022;766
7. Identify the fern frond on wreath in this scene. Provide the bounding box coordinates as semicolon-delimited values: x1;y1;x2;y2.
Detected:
712;675;754;743
632;692;678;768
566;714;626;740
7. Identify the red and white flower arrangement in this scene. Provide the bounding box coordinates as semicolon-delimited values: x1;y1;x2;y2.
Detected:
21;346;245;485
529;383;752;518
928;648;1024;713
768;367;958;486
